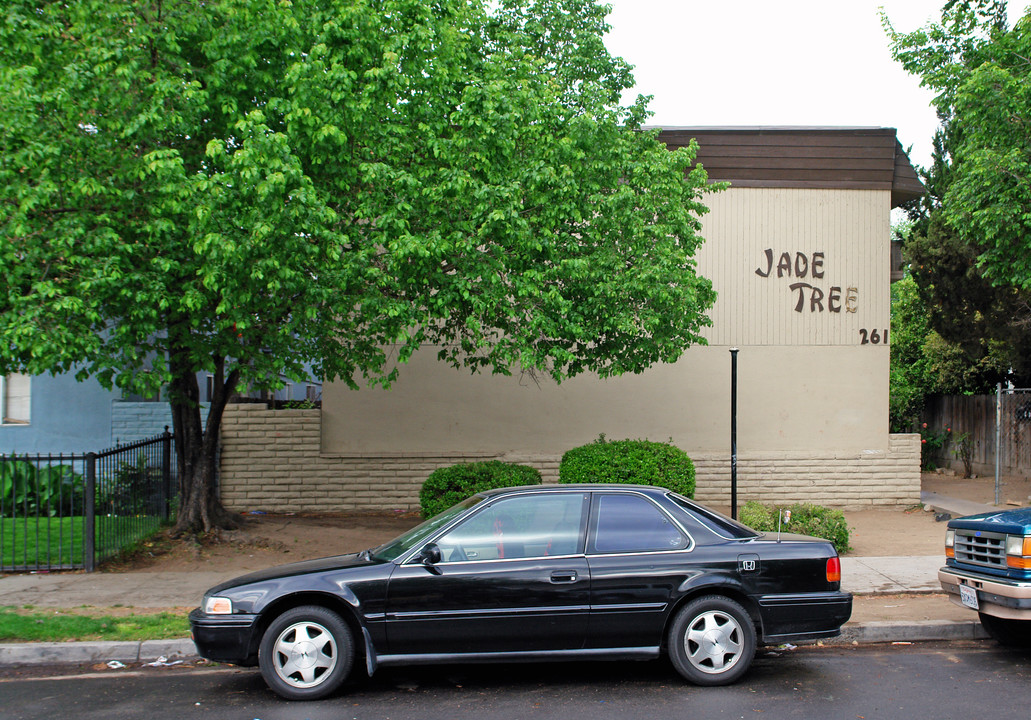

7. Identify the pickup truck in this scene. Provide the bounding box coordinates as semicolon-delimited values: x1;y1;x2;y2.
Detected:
938;507;1031;646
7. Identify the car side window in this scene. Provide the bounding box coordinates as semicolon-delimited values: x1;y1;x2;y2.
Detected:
434;493;587;562
590;493;687;554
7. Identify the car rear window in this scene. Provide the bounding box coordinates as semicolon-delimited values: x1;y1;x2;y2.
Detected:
667;493;759;540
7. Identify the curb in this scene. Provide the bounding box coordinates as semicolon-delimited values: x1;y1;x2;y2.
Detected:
0;638;198;666
831;619;989;644
0;622;992;666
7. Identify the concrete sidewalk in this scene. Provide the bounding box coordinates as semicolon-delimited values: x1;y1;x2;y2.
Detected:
0;556;945;608
0;491;1001;666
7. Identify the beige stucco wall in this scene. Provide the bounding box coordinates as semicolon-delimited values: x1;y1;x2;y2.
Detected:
218;186;919;510
322;187;893;457
322;344;889;455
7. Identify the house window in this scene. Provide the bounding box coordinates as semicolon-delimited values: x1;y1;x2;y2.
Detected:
1;373;31;424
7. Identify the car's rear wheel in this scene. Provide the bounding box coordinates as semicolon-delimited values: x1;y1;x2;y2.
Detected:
978;612;1031;647
668;595;756;686
259;605;354;700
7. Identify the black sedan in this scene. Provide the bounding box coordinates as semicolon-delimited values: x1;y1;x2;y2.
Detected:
190;484;851;700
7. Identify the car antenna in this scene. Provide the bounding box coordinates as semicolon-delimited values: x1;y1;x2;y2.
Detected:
777;509;791;543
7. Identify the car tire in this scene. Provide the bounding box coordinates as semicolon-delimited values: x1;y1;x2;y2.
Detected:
978;612;1031;648
259;605;355;700
668;595;756;686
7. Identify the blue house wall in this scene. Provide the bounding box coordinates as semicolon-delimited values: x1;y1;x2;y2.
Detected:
1;369;315;456
0;373;113;455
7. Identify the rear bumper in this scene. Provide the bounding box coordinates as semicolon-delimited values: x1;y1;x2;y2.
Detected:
939;567;1031;620
756;591;852;643
188;608;259;666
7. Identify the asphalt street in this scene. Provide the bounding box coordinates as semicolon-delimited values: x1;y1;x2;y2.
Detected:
2;641;1029;720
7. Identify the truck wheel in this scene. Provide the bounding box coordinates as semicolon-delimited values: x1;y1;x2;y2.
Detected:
668;595;756;685
259;605;355;700
978;612;1031;648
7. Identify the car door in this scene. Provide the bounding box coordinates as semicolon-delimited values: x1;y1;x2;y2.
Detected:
385;491;591;655
584;491;695;649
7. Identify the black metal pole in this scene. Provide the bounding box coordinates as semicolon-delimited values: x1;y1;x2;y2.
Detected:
162;426;172;522
730;348;739;520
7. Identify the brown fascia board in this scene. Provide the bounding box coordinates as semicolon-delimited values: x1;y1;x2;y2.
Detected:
651;126;926;208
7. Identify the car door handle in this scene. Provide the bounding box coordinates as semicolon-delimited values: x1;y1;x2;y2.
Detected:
550;571;578;584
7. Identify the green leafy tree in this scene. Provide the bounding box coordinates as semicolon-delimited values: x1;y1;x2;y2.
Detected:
903;214;1031;382
890;270;1012;432
0;0;718;532
890;275;933;432
885;1;1031;391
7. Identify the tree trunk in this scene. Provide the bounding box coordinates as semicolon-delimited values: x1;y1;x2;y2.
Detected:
171;350;241;534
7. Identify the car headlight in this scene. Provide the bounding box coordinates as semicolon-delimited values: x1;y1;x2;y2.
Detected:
204;596;233;614
945;529;955;558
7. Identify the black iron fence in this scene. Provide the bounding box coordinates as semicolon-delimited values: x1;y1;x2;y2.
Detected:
0;430;175;572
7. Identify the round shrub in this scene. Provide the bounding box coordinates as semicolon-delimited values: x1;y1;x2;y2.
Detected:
739;500;851;554
419;461;542;517
738;500;775;531
558;437;695;498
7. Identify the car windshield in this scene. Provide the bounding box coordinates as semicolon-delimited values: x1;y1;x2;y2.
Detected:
369;495;485;562
667;492;759;540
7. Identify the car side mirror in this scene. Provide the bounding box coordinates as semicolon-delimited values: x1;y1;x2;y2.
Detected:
418;543;442;566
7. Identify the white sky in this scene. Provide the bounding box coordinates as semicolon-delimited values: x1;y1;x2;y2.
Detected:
602;0;1019;169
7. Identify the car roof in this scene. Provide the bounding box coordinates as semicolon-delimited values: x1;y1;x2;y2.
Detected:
477;483;670;499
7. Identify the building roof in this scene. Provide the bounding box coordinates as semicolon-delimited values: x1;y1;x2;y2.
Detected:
654;126;925;208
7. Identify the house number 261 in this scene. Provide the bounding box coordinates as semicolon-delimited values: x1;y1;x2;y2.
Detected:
859;329;888;345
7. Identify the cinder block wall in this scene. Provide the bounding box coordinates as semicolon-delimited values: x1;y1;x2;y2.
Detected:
112;401;210;446
689;433;921;509
218;405;920;512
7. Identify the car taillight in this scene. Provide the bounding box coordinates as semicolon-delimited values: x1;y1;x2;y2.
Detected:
826;556;841;583
945;529;955;558
1006;535;1031;569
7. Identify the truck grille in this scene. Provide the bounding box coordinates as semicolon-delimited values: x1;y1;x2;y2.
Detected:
954;529;1007;569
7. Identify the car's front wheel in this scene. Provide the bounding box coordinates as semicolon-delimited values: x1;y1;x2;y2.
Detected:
259;605;355;700
978;612;1031;648
668;595;756;686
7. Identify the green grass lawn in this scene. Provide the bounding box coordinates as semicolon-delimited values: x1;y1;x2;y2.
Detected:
1;515;165;568
0;606;189;642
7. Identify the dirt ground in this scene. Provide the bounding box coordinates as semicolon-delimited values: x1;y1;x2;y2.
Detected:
106;471;1031;574
923;468;1031;507
107;511;424;575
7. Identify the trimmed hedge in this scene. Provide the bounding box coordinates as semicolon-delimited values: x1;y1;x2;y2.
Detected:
739;501;851;554
419;461;542;518
558;437;695;498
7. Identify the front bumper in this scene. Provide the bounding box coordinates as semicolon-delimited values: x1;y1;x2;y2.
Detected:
756;591;853;643
939;567;1031;620
188;608;260;666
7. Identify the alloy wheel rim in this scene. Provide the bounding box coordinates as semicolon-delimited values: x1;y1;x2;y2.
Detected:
684;609;743;674
271;620;338;688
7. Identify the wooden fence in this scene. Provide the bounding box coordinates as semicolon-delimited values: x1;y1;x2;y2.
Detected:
924;390;1031;475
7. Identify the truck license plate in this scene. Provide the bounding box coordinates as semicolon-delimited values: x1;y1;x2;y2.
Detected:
960;584;979;610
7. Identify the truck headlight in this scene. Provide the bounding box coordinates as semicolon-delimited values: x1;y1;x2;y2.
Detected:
1006;535;1031;569
945;529;955;558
